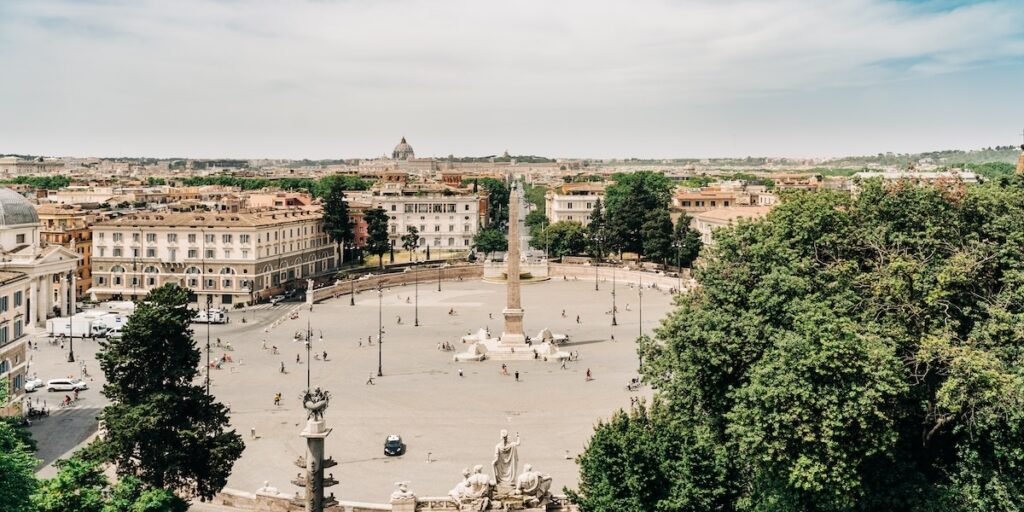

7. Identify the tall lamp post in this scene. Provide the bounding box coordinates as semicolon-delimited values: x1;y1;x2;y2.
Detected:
65;272;75;363
638;274;643;338
611;264;618;326
304;317;313;390
377;282;383;377
437;264;442;292
414;258;420;327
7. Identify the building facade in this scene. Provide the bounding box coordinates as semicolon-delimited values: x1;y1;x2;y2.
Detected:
0;271;31;417
368;183;482;250
37;204;95;298
544;183;606;226
90;209;336;306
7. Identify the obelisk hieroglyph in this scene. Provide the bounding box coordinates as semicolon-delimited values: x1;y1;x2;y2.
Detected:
501;183;526;346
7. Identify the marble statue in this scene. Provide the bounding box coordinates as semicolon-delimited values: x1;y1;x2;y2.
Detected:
390;481;415;501
515;463;553;507
492;429;521;486
448;465;492;511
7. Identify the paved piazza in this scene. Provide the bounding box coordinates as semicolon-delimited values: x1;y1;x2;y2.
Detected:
28;277;675;502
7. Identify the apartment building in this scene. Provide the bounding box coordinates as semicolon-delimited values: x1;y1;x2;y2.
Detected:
544;183;606;225
368;182;483;250
0;271;31;417
90;208;336;306
36;204;95;298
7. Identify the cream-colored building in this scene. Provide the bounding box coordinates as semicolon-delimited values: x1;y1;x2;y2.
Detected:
691;206;773;245
544;183;606;226
0;156;64;177
90;209;336;306
367;182;483;250
0;189;81;327
37;204;96;298
0;271;32;417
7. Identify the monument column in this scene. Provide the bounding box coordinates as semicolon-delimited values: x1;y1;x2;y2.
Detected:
501;182;526;345
59;273;69;317
294;389;338;512
70;273;77;317
28;278;38;327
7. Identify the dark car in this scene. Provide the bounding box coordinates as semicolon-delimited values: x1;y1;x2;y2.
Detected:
384;434;405;456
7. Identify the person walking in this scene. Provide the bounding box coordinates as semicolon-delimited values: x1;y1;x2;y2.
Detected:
514;370;520;382
585;368;592;381
274;392;281;406
322;350;328;361
560;359;567;370
458;368;464;378
296;354;300;364
366;374;375;385
501;363;508;376
280;362;285;373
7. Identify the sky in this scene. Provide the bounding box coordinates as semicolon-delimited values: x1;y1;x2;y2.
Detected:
0;0;1022;160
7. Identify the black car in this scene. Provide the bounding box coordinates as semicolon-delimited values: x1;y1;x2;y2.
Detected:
384;434;405;456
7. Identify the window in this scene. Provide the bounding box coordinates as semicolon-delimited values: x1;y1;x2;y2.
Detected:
567;203;573;209
206;279;216;288
132;248;140;258
222;234;232;243
448;238;454;246
146;233;156;242
188;278;198;287
13;291;21;307
169;249;177;262
205;234;215;243
449;225;454;232
132;233;140;242
97;276;106;285
14;319;22;338
98;232;105;240
464;225;470;232
16;234;25;244
222;279;232;288
131;277;139;286
223;250;232;259
391;205;396;211
167;233;178;242
241;250;249;259
113;233;123;242
0;325;6;345
464;239;470;246
185;266;201;274
113;248;122;257
434;225;440;232
0;296;7;313
188;233;197;243
205;249;215;259
146;248;156;258
188;249;198;258
240;234;250;244
113;276;122;285
146;276;157;286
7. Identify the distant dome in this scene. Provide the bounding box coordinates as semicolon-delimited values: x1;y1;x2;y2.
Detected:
0;188;39;227
392;137;415;160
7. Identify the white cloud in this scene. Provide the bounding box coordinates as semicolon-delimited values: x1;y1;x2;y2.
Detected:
0;0;1021;158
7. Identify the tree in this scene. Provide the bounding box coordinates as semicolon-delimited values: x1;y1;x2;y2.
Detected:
640;208;673;264
364;207;391;269
472;178;510;227
0;418;37;512
586;199;606;258
473;227;507;257
93;284;244;501
401;226;420;262
31;457;188;512
531;221;588;258
671;213;702;268
575;179;1024;510
321;178;353;266
602;172;672;257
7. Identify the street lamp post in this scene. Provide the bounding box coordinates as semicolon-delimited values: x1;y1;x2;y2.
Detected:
350;275;355;306
437;265;442;292
414;259;420;327
377;282;383;377
65;273;75;363
611;264;618;326
205;294;211;394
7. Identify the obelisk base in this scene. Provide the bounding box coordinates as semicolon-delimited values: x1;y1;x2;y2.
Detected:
500;308;526;346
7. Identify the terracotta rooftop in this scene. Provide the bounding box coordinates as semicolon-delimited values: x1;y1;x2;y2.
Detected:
94;209;322;228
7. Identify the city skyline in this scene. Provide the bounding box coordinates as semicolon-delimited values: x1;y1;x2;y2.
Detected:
1;0;1023;159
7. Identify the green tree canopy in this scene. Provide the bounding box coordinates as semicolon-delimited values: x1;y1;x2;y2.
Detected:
364;208;391;268
574;178;1024;511
530;221;588;258
321;178;353;262
0;419;38;512
671;213;702;268
473;227;508;256
93;284;243;501
603;171;672;257
640;208;673;264
32;457;188;512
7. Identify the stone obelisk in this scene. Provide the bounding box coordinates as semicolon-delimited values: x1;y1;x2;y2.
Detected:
501;183;526;346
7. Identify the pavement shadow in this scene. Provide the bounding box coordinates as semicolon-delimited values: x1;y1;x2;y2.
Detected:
559;339;608;346
28;405;102;471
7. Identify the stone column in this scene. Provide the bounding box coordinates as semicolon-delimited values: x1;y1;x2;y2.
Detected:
70;273;77;316
300;418;332;512
28;278;38;328
59;274;69;317
501;183;526;345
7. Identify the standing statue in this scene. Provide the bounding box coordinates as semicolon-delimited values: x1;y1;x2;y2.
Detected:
492;429;521;487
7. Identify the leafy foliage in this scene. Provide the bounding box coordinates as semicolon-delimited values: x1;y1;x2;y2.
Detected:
94;284;243;501
179;174;369;196
575;178;1024;511
32;457;187;512
672;213;702;268
603;172;672;257
321;177;353;259
0;419;38;512
364;208;391;268
531;221;588;258
473;227;507;256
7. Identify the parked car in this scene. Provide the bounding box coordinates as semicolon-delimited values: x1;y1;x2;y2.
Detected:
46;379;88;392
384;434;405;456
24;378;43;393
270;295;286;305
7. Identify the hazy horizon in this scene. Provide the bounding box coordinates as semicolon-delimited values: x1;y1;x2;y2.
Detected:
1;0;1022;160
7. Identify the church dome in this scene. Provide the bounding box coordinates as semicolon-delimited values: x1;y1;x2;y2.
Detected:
0;188;40;226
392;137;415;160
